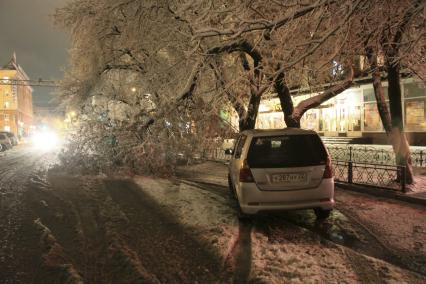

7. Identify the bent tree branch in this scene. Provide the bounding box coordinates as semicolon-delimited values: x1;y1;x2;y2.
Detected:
275;64;354;128
193;0;335;39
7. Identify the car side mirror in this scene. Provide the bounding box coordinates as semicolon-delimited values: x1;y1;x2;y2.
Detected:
225;148;233;155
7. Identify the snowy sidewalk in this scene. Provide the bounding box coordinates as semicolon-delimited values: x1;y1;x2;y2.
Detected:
173;161;426;282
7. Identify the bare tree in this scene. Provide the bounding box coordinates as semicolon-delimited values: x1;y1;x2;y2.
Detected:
55;0;424;178
359;0;425;183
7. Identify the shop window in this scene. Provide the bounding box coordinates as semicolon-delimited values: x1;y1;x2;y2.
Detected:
301;110;319;130
319;106;336;132
348;106;361;131
404;82;425;99
256;112;285;129
363;88;388;102
363;103;383;131
363;88;389;132
405;98;426;131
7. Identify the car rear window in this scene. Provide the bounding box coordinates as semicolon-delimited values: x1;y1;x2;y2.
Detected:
247;134;328;168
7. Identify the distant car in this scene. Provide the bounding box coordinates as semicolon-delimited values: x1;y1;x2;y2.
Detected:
0;131;18;146
0;133;13;151
226;128;334;219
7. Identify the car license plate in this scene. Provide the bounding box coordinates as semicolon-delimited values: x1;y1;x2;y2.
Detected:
271;173;307;184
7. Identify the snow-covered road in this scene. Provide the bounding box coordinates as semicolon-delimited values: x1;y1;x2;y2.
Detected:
0;148;425;283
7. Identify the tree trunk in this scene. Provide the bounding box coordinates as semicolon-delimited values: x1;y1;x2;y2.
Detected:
378;0;420;185
209;61;247;132
365;48;392;133
387;60;414;184
274;66;354;128
274;71;300;127
240;94;262;131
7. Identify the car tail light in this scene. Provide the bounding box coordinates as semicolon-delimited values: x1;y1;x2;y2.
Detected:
323;156;333;178
239;159;255;183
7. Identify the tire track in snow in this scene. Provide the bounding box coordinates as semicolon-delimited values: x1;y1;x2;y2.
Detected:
0;147;59;283
103;179;232;283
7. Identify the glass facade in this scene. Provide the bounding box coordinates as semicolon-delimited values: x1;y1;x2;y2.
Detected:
404;82;426;131
363;87;388;132
254;79;425;134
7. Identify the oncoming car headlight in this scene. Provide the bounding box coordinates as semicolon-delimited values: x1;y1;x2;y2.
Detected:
31;131;61;151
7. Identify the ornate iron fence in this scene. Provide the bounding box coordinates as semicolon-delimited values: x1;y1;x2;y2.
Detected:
333;160;406;192
326;144;425;167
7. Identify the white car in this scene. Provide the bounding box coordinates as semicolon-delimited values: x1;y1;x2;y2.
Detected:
226;128;334;219
0;133;13;151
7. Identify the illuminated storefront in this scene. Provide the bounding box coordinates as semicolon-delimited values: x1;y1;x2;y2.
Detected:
255;79;426;144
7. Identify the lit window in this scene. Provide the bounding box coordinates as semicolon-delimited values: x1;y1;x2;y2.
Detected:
4;114;9;121
404;82;426;131
4;102;10;108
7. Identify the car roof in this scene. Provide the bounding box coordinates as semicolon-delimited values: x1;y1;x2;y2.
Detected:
240;128;318;137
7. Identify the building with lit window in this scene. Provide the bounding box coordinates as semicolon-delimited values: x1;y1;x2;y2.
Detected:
254;78;426;145
0;53;33;138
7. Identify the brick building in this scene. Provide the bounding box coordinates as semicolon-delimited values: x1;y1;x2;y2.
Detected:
0;53;33;138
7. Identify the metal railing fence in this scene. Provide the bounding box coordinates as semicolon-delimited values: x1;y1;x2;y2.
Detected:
202;146;410;192
326;144;425;167
333;160;406;192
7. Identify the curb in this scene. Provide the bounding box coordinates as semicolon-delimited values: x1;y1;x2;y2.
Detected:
336;182;426;207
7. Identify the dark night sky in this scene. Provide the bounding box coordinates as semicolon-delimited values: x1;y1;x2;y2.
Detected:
0;0;70;107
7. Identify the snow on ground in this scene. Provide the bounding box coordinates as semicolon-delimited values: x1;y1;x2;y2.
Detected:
336;190;426;273
134;176;236;227
134;171;425;283
2;146;424;283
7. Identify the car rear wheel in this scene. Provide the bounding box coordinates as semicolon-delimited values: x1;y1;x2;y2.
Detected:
314;208;332;220
228;175;251;219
